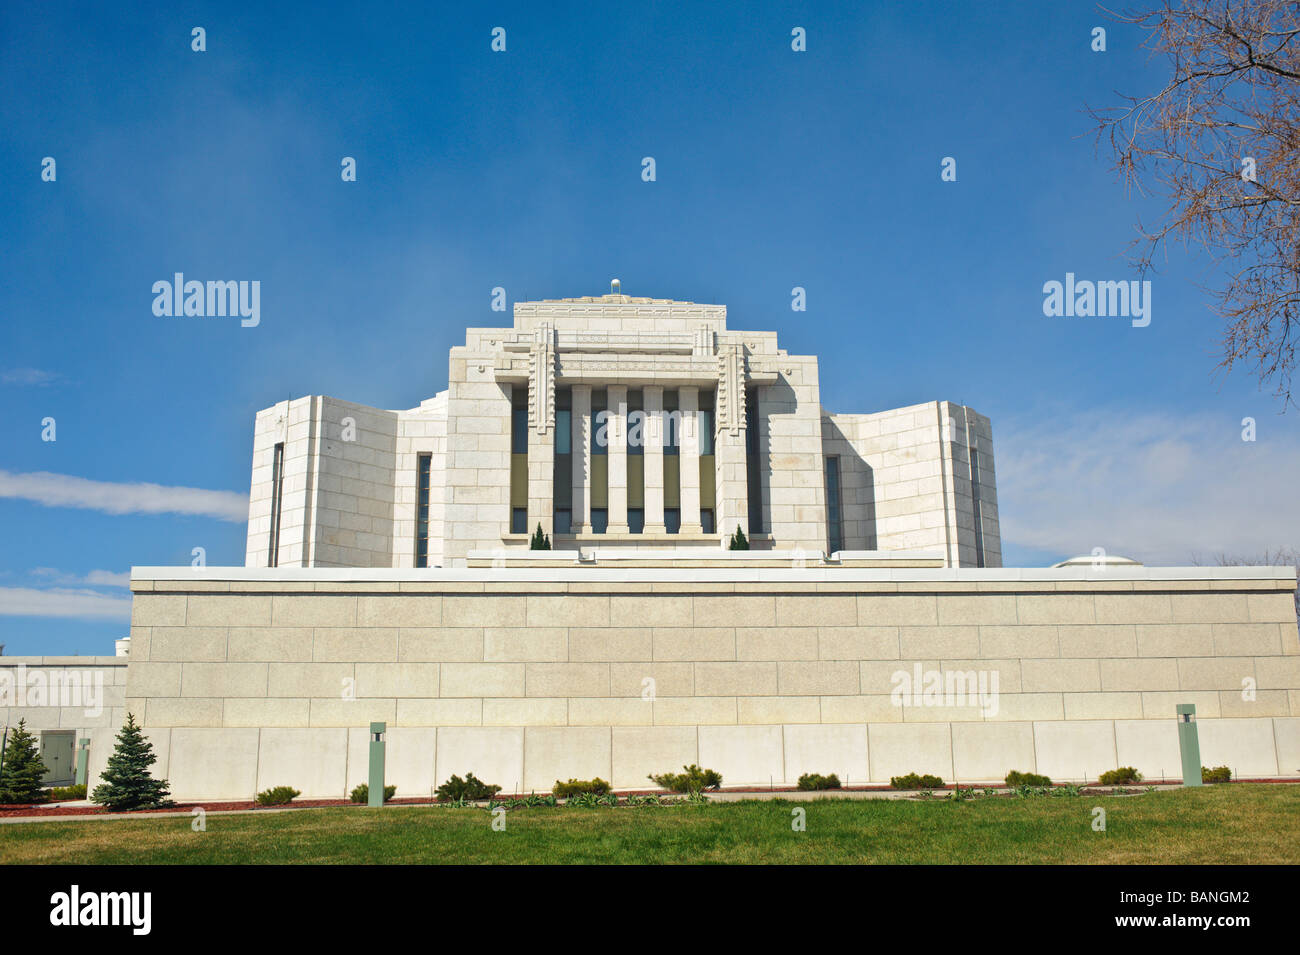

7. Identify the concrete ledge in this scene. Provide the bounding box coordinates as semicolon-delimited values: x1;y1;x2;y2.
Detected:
0;657;126;667
130;565;1299;594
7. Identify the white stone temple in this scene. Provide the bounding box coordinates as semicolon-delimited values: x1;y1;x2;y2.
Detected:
244;285;999;569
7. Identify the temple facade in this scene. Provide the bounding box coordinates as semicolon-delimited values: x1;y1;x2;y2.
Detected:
244;287;999;569
107;286;1299;800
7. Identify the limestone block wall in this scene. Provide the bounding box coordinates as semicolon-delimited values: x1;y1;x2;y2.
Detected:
823;402;1000;567
246;396;399;568
125;567;1300;799
246;396;314;567
512;299;729;336
0;657;128;789
751;351;828;552
441;332;514;567
393;392;449;569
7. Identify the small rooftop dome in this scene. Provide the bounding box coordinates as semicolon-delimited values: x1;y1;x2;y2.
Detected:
1052;554;1143;568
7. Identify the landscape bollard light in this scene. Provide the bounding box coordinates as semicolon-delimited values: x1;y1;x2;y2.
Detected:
75;738;90;787
1177;704;1202;787
368;722;386;807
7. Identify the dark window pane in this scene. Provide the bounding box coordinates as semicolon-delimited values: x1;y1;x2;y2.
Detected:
556;410;571;455
415;453;433;568
512;408;529;455
628;509;644;534
511;507;527;534
665;509;681;534
826;456;843;554
701;509;714;535
591;508;608;534
746;389;763;534
555;510;571;534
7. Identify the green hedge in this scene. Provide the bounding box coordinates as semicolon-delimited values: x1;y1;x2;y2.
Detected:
1098;767;1143;785
796;773;842;791
46;783;87;801
890;772;944;790
1005;770;1052;787
552;778;612;798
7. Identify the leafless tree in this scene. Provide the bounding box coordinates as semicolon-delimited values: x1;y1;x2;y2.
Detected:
1090;1;1300;406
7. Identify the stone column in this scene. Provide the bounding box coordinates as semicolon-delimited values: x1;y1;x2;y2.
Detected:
606;384;629;534
715;428;748;543
643;386;666;534
678;386;703;534
570;385;591;534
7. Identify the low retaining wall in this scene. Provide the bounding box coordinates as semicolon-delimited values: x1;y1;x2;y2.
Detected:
124;566;1300;799
0;657;128;787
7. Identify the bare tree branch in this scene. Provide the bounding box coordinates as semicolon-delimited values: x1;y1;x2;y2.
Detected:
1089;1;1300;407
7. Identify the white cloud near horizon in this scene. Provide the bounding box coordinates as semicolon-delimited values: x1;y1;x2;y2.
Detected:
1;367;62;386
0;587;132;620
0;470;247;522
997;409;1300;566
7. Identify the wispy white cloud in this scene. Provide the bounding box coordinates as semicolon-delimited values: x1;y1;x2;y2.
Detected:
84;569;132;587
998;408;1300;566
0;470;246;522
0;587;132;620
1;368;62;386
29;568;131;589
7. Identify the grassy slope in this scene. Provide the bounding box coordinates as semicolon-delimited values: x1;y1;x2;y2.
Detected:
1;785;1295;865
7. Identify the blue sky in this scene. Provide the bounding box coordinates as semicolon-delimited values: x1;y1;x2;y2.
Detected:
2;1;1297;655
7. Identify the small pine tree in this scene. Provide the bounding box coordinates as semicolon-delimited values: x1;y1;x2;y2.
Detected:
530;522;551;550
91;713;172;810
728;526;749;550
0;720;49;804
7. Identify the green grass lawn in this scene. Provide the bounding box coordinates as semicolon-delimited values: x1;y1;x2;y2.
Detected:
2;785;1296;864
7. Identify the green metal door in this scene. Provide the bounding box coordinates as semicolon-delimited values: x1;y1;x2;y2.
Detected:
40;730;76;786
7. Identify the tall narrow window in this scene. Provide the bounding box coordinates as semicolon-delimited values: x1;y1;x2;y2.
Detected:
825;455;843;555
699;388;715;534
268;442;285;567
554;388;572;534
663;389;680;533
510;387;528;534
415;452;432;567
627;388;644;533
745;388;763;535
